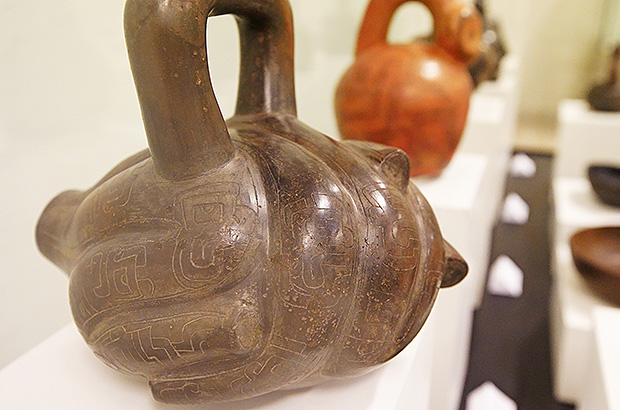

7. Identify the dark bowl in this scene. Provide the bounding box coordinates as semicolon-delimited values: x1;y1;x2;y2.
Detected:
570;227;620;306
469;21;507;87
588;165;620;207
587;83;620;112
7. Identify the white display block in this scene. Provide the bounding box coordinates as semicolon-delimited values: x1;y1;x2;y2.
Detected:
462;94;508;155
0;317;436;410
414;152;489;410
461;54;520;180
457;61;520;307
475;54;521;117
553;177;620;246
555;99;620;179
550;243;616;404
551;174;620;405
580;306;620;410
415;152;490;314
461;91;513;201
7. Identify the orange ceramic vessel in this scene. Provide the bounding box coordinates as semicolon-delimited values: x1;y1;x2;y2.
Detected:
335;0;482;177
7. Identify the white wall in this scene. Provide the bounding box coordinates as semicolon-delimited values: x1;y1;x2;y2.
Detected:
489;0;608;117
0;0;139;368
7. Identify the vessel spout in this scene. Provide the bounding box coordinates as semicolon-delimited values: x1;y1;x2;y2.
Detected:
36;190;82;274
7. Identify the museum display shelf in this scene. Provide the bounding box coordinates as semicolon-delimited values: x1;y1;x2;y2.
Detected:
458;56;520;308
579;306;620;410
461;54;520;165
551;175;620;406
416;152;490;314
553;177;620;246
0;315;436;410
460;94;510;306
555;99;620;179
551;111;620;405
550;242;615;405
414;152;490;410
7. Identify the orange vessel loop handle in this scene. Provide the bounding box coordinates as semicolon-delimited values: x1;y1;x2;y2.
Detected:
355;0;481;63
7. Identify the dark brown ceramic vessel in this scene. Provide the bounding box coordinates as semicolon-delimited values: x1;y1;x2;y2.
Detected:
588;46;620;112
36;0;468;404
588;165;620;207
468;0;507;87
570;227;620;306
334;0;482;178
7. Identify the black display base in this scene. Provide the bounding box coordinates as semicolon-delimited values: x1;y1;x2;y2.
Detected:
459;153;575;410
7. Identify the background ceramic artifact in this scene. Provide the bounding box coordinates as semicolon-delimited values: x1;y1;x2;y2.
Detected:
468;0;507;87
36;0;468;404
334;0;482;177
570;227;620;306
587;46;620;111
588;164;620;207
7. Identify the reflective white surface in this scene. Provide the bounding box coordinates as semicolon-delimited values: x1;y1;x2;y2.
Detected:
0;319;433;410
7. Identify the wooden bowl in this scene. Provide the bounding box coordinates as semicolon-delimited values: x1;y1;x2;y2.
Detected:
570;227;620;306
588;165;620;207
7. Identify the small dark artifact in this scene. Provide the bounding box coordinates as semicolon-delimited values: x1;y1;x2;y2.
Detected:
570;227;620;306
36;0;468;404
334;0;482;178
468;0;507;87
587;46;620;111
588;164;620;207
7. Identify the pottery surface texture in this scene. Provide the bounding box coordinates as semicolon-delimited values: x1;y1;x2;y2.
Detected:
36;0;468;404
334;0;482;177
468;0;507;87
588;165;620;207
570;227;620;306
588;46;620;111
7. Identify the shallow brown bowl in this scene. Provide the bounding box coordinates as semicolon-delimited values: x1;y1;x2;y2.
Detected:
570;227;620;306
588;165;620;207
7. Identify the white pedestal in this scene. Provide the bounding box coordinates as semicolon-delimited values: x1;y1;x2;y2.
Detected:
461;93;509;156
0;317;436;410
415;152;490;314
414;152;489;410
555;99;620;179
474;55;521;127
459;94;509;291
580;307;620;410
461;54;520;189
456;61;520;310
461;76;518;211
551;174;620;404
553;177;620;246
550;243;616;404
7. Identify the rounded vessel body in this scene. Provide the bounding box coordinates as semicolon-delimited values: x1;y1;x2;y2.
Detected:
36;0;468;404
335;0;482;177
570;227;620;306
